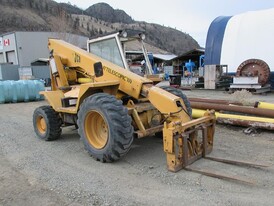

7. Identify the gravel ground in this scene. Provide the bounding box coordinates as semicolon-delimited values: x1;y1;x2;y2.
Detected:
0;89;274;206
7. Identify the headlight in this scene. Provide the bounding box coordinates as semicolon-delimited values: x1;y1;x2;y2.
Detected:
139;33;145;40
119;30;127;38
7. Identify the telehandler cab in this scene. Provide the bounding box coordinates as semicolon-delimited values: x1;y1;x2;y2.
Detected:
87;30;163;83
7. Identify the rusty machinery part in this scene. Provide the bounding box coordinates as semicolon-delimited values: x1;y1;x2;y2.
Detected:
33;106;62;141
189;98;242;106
190;101;274;118
193;108;274;131
160;86;192;117
186;155;269;185
236;59;270;86
77;93;134;163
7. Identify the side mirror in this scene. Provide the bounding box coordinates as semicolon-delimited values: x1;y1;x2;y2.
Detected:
94;62;103;77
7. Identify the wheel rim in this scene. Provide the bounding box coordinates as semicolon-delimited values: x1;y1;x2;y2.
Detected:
85;110;108;149
36;115;47;134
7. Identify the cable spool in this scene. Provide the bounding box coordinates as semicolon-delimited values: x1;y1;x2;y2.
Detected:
236;59;270;86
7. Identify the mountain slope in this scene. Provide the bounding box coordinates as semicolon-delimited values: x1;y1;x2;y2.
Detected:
85;3;135;24
0;0;200;55
0;0;76;34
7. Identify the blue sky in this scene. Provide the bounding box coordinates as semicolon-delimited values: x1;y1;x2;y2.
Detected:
55;0;274;47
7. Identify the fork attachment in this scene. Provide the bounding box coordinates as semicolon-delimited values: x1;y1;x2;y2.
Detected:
163;111;216;172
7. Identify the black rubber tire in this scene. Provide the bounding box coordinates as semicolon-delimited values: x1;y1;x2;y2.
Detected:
77;93;134;162
33;106;62;141
160;86;192;118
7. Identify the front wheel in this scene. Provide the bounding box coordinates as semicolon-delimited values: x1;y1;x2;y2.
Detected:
77;93;133;162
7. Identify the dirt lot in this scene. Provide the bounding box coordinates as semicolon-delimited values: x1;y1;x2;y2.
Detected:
1;89;274;206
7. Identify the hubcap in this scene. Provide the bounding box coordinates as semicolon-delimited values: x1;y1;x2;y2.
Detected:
85;111;108;149
37;116;47;134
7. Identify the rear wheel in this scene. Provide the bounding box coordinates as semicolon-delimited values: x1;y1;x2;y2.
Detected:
77;93;133;162
33;106;62;141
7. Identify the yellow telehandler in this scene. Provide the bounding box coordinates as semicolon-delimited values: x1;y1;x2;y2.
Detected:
33;38;214;171
33;38;266;182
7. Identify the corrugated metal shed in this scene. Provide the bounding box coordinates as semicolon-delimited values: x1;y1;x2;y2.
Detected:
172;48;205;61
0;64;19;80
169;48;205;75
0;32;88;67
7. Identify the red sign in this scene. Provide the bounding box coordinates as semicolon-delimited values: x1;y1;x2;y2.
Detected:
4;39;10;46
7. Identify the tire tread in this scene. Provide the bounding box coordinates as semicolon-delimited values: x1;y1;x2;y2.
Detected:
77;93;133;162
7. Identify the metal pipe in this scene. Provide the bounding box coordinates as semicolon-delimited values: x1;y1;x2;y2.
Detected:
190;101;274;118
189;98;242;105
254;101;274;110
217;118;274;130
192;109;274;130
